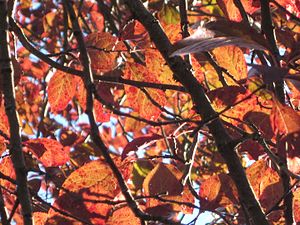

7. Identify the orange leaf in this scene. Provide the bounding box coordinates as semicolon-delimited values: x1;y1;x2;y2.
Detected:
124;62;166;120
145;49;175;84
48;160;119;224
259;168;283;211
25;138;70;167
217;0;259;22
270;99;300;135
48;70;76;112
246;160;283;210
106;207;141;225
86;32;121;73
212;46;247;81
143;163;182;196
199;173;238;210
0;157;15;191
278;132;300;174
33;212;48;225
90;11;104;31
293;187;300;223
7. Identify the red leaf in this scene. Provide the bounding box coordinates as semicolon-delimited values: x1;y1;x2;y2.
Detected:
217;0;259;22
122;134;163;160
90;11;104;31
25;138;70;167
0;157;15;191
47;160;119;224
278;132;300;174
199;173;238;211
212;46;247;81
48;71;76;112
143;163;183;196
106;207;141;225
86;32;123;73
246;160;283;210
294;187;300;223
270;99;300;136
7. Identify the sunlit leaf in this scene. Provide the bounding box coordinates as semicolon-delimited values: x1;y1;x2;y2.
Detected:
246;160;283;210
270;99;300;135
124;62;167;120
48;70;76;112
106;207;141;225
294;187;300;223
86;32;122;73
217;0;259;22
25;138;70;167
0;157;15;191
199;173;238;210
278;132;300;174
48;160;119;224
212;46;247;81
157;4;180;25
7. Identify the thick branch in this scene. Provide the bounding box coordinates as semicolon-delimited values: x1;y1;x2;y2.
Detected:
0;1;32;224
124;1;269;224
64;1;179;224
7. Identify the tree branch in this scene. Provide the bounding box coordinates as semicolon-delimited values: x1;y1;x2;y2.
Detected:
124;1;269;224
0;1;32;224
64;1;180;224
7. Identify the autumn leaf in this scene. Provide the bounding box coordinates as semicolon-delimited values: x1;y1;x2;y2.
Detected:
208;86;265;125
199;173;238;210
90;11;104;31
124;62;167;120
217;0;259;22
86;32;123;73
0;157;16;191
122;133;163;160
212;45;247;81
270;99;300;135
293;187;300;223
48;70;76;113
106;207;141;225
143;163;183;196
25;138;70;167
170;20;268;57
278;132;300;174
47;160;119;224
246;160;283;210
145;49;175;84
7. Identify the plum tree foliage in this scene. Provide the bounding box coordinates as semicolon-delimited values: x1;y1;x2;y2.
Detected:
0;0;300;224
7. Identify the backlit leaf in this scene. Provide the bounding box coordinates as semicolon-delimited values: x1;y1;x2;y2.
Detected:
48;70;76;112
106;207;141;225
199;173;238;210
212;46;247;81
124;62;167;120
294;187;300;223
278;132;300;174
246;159;283;210
143;163;183;196
217;0;259;22
48;160;119;224
270;99;300;135
25;138;70;167
86;32;121;73
0;157;15;191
